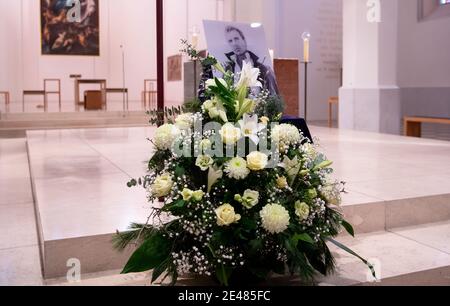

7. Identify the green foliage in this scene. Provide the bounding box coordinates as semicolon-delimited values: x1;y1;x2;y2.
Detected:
254;94;285;121
341;220;355;237
112;223;156;251
147;106;184;126
121;231;172;274
182;99;202;113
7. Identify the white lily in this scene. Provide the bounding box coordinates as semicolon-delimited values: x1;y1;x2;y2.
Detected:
238;114;266;145
207;165;223;193
236;61;262;90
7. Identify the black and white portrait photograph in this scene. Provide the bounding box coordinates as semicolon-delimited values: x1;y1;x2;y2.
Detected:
203;20;279;96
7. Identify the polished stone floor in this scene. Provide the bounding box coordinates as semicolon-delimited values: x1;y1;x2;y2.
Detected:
1;125;450;285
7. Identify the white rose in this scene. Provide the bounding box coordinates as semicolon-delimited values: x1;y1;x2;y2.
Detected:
175;113;194;130
295;201;310;221
151;173;173;198
259;204;290;234
220;123;242;145
196;154;214;171
215;204;241;226
154;124;181;150
246;151;268;171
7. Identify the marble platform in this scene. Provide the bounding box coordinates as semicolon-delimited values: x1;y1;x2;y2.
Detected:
25;126;450;279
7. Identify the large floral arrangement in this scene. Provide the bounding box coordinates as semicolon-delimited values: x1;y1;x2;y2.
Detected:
114;43;373;286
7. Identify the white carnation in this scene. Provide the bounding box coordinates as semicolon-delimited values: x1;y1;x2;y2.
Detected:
154;124;181;150
225;157;250;180
175;113;194;130
271;124;301;150
295;201;310;221
259;204;290;234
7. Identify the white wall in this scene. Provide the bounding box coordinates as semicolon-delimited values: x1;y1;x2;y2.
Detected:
164;0;229;105
397;0;450;88
0;0;231;105
0;0;157;103
236;0;343;121
340;0;450;135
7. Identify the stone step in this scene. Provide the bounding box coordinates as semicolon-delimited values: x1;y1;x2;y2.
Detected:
46;221;450;286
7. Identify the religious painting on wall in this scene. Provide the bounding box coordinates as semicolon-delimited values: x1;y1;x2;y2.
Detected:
203;20;279;96
168;54;182;81
41;0;100;56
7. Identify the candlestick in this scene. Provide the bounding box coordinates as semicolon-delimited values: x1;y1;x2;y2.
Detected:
302;32;311;63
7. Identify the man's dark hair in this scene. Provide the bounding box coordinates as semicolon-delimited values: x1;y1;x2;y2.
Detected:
225;26;246;41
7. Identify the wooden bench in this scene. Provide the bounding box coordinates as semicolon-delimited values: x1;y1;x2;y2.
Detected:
404;116;450;138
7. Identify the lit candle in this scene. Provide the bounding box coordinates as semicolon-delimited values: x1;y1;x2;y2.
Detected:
192;33;199;49
302;32;311;63
191;26;200;49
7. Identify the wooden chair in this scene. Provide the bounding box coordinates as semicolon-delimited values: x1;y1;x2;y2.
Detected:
23;90;47;112
23;79;61;112
0;91;10;112
328;96;339;128
142;79;157;111
44;79;61;111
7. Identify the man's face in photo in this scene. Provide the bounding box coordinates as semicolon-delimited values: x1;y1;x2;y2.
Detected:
226;29;247;56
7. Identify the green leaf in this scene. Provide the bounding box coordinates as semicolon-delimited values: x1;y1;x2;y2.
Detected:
215;264;232;286
341;220;355;237
162;199;186;212
121;232;171;274
291;233;315;246
249;239;263;255
151;259;169;283
327;238;377;279
175;166;185;177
